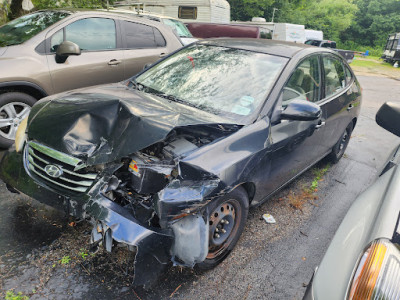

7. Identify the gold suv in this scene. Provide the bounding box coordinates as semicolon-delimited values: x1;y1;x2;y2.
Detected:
0;9;183;148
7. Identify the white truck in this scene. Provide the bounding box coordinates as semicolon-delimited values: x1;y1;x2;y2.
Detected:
272;23;306;43
305;29;323;41
114;0;230;23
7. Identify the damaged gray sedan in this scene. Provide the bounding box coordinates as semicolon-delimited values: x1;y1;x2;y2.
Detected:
0;39;361;287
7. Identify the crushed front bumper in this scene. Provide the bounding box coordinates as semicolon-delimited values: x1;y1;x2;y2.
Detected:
0;148;173;287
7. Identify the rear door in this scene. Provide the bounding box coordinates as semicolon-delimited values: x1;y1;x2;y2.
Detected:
320;54;356;150
120;20;171;78
46;17;126;94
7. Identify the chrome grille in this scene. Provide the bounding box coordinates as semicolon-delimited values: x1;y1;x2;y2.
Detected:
25;141;98;193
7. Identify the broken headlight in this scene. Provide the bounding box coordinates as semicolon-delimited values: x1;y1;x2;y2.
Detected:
15;116;28;152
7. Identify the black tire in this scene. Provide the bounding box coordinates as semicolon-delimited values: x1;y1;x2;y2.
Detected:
327;122;353;164
197;186;249;270
0;92;36;149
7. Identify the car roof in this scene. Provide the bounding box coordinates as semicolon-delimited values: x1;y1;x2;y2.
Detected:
198;38;329;58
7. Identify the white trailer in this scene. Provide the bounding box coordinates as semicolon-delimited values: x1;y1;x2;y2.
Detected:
272;23;306;43
305;29;323;41
114;0;230;23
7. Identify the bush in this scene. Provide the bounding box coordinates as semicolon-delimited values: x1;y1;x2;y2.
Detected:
0;1;9;25
32;0;114;9
337;41;383;57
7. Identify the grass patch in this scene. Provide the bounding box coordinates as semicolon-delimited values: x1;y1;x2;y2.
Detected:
351;57;394;69
288;163;330;210
5;290;29;300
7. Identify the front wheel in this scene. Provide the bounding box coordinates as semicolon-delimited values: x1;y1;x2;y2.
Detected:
0;92;36;148
197;186;249;270
327;122;353;164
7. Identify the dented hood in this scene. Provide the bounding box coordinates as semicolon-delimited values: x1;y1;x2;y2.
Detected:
27;83;235;165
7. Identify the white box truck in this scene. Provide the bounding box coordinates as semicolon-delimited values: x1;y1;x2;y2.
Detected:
272;23;306;43
305;29;323;41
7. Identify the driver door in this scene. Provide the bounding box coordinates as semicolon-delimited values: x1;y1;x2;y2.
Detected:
260;55;329;196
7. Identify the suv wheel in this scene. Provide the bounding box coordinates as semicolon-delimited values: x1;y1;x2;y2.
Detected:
0;92;36;148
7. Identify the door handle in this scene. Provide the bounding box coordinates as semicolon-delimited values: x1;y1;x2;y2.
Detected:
347;104;354;111
159;53;167;58
108;59;121;66
315;121;326;129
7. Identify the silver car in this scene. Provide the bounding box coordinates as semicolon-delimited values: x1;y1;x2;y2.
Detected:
304;102;400;299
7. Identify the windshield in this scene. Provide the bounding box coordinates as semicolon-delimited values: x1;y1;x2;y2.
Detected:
0;11;70;47
135;44;288;120
162;18;193;38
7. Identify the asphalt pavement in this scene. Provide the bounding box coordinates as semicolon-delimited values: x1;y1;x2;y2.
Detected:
1;75;400;299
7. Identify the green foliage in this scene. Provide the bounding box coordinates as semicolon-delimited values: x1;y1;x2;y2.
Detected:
341;0;400;48
32;0;114;9
338;40;383;57
0;1;9;25
280;0;357;41
5;290;29;300
79;249;88;259
60;255;71;264
308;164;330;193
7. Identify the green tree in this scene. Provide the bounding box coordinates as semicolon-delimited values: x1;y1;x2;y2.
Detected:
280;0;357;41
32;0;113;10
341;0;400;47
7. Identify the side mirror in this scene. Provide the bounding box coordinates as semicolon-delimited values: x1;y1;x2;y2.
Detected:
376;102;400;137
143;63;153;70
55;41;81;63
281;99;321;121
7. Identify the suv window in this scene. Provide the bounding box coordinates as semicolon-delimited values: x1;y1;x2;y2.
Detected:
282;55;321;106
323;56;345;98
123;21;166;48
0;11;70;47
63;18;116;51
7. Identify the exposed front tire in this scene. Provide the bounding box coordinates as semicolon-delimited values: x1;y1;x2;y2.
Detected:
197;186;249;270
0;92;36;148
327;122;353;164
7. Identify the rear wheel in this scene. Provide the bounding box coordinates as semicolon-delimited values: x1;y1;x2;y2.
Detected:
0;92;36;148
327;122;353;164
197;186;249;270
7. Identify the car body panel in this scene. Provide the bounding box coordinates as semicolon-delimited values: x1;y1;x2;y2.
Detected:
304;141;400;299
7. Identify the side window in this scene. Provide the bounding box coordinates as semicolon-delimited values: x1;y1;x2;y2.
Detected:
345;66;353;85
65;18;116;51
123;21;166;48
282;56;321;106
178;6;197;19
50;29;63;52
323;56;345;98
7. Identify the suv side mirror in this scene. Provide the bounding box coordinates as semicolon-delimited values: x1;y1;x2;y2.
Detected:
56;41;81;63
281;99;321;121
376;102;400;137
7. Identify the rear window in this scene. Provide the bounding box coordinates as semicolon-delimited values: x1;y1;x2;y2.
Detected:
0;11;70;47
123;21;166;48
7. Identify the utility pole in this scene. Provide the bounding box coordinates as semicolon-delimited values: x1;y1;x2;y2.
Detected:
271;8;278;23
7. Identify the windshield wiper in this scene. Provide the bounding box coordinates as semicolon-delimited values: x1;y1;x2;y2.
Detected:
128;78;145;91
152;92;214;112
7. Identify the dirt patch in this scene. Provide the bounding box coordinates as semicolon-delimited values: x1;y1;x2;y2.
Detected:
351;57;400;80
